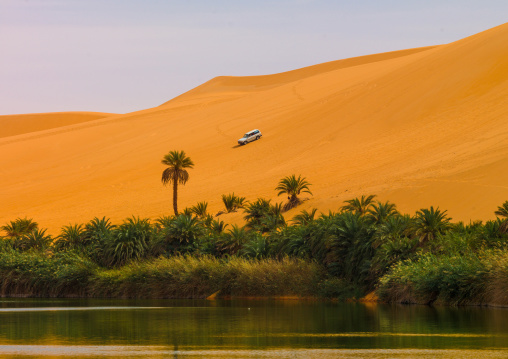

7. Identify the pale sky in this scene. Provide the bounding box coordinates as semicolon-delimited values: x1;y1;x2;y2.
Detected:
1;0;507;115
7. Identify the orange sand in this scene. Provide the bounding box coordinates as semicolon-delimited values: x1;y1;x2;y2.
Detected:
1;23;508;233
0;112;115;138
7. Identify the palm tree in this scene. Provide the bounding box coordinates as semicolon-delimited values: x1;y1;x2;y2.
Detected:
83;217;116;265
54;224;85;251
341;195;376;216
221;193;247;213
15;229;52;252
243;198;272;230
161;150;194;216
325;212;375;284
217;225;249;256
241;234;269;259
495;200;508;233
291;208;318;226
161;214;203;254
1;217;38;238
106;216;151;267
495;201;508;218
412;206;452;244
275;175;312;211
209;219;229;234
373;214;411;248
190;201;208;218
366;201;398;225
259;202;287;233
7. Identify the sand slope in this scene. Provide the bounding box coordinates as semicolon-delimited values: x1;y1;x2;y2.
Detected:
0;112;116;138
1;23;508;232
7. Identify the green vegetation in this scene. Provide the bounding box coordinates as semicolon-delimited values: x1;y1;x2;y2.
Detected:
276;174;312;211
2;157;508;305
2;196;507;304
161;150;194;215
221;193;247;213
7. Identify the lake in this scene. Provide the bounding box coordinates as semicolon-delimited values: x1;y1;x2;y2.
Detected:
0;298;507;358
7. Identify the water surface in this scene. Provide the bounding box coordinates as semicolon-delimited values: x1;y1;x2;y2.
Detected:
0;299;507;358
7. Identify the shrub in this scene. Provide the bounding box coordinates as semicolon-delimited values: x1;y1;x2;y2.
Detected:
0;250;96;297
275;175;312;211
190;202;208;218
53;224;85;252
1;217;38;239
221;193;246;213
241;233;269;259
156;214;204;255
14;229;52;252
216;225;250;256
377;250;490;305
105;217;152;267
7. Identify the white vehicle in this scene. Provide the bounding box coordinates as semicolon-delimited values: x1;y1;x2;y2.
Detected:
238;129;262;145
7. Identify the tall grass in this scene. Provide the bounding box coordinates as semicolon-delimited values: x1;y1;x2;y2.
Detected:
486;250;508;306
0;250;323;299
90;255;323;299
0;250;96;297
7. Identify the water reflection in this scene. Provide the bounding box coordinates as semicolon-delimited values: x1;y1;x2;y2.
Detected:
1;347;508;359
0;299;507;358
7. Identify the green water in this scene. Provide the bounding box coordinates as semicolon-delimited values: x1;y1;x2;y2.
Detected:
0;299;507;358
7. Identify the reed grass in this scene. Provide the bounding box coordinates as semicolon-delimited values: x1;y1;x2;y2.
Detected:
485;250;508;306
0;250;324;299
0;250;96;297
91;255;323;299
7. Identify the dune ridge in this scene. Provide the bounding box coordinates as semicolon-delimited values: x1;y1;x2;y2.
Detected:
1;23;508;233
0;112;116;139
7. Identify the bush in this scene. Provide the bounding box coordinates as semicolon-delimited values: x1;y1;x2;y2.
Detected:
222;193;246;213
377;250;491;305
0;250;96;297
105;217;152;267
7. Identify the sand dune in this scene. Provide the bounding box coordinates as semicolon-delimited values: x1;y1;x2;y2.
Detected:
0;112;116;139
1;23;508;233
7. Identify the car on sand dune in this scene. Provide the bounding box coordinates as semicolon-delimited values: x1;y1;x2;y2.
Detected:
238;129;262;145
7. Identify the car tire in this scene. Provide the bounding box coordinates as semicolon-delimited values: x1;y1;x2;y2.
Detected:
256;136;260;140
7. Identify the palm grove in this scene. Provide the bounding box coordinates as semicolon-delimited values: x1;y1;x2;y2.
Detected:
1;150;508;305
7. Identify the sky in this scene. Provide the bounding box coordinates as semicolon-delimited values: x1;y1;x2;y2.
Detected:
1;0;507;115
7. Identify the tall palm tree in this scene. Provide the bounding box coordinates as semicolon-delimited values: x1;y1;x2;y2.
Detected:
275;175;312;211
161;150;194;216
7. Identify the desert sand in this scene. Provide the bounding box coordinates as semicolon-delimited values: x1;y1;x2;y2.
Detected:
1;23;508;233
0;112;115;139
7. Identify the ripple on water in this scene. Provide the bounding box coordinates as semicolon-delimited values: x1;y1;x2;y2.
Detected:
0;307;166;312
1;346;508;359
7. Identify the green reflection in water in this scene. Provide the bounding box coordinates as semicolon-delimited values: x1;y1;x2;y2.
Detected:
0;299;507;358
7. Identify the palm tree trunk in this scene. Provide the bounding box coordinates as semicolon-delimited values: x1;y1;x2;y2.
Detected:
173;174;178;216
